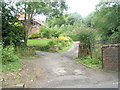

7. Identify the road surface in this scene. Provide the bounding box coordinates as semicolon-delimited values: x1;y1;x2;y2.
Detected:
33;42;118;88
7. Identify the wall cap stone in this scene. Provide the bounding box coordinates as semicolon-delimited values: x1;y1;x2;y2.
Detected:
102;44;120;48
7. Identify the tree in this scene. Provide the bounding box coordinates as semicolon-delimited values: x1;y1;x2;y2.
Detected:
16;1;68;46
1;1;24;46
66;13;83;25
47;13;83;28
92;2;120;40
47;15;66;27
84;13;94;27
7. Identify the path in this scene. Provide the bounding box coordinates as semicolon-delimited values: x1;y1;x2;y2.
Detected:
33;42;118;88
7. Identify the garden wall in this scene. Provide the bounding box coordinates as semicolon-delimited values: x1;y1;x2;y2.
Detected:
102;44;120;71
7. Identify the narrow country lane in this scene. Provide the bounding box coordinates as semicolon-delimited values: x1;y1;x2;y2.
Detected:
33;42;118;88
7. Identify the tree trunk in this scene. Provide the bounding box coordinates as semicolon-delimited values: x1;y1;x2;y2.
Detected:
24;3;33;47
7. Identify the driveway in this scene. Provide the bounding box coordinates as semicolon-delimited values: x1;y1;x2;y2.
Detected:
33;42;118;88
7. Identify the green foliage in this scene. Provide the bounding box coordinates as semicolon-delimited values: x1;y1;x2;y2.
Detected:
76;56;102;69
84;13;94;27
39;26;53;38
47;16;66;27
15;47;38;59
27;39;52;47
2;59;23;72
39;45;51;51
92;47;101;61
47;13;83;28
28;33;40;39
67;34;79;41
38;26;62;38
2;1;68;46
109;32;120;40
78;30;96;45
2;2;24;46
48;39;59;47
51;26;62;38
2;44;37;72
27;38;73;52
2;45;19;63
92;2;120;40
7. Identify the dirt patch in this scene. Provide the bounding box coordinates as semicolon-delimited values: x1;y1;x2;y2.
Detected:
2;59;46;88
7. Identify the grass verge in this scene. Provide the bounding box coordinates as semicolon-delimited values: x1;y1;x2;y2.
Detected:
15;47;39;59
2;60;23;72
76;56;102;69
2;45;38;72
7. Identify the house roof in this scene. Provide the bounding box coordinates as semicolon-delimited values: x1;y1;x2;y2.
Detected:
17;13;45;25
33;19;44;25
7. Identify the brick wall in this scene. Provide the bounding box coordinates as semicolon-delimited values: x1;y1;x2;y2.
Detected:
102;44;120;71
30;25;40;34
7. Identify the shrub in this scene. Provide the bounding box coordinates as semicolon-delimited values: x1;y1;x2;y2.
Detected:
109;32;120;40
57;43;62;50
38;26;53;38
48;40;58;47
58;36;72;41
59;40;66;47
28;33;40;39
67;34;79;41
2;45;19;63
51;26;62;38
39;45;50;51
27;39;73;52
78;30;96;45
76;56;102;69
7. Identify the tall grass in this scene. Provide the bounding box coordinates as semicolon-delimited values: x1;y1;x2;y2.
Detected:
15;47;38;59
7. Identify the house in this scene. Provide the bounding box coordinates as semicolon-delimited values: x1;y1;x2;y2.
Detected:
17;12;45;35
29;19;44;34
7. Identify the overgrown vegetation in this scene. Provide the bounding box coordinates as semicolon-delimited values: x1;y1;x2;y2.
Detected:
74;2;120;69
27;37;73;52
28;26;62;39
2;44;38;72
2;0;120;72
76;56;102;69
1;0;68;72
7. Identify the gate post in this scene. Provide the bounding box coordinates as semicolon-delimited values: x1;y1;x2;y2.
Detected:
102;44;120;71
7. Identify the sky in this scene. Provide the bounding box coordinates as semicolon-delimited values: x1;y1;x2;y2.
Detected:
66;0;100;17
34;0;100;21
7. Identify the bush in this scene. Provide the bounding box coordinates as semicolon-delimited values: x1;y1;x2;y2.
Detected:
48;39;59;47
59;40;66;47
76;56;102;69
27;39;73;52
78;30;96;45
51;26;62;38
59;36;69;41
2;45;19;63
109;32;120;40
3;21;25;46
39;45;51;51
38;26;53;38
28;33;40;39
68;34;79;41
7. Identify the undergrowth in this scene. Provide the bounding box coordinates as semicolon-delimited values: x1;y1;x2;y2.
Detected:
76;56;102;69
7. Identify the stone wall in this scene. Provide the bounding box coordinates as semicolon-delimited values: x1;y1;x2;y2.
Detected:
78;44;90;57
102;44;120;71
